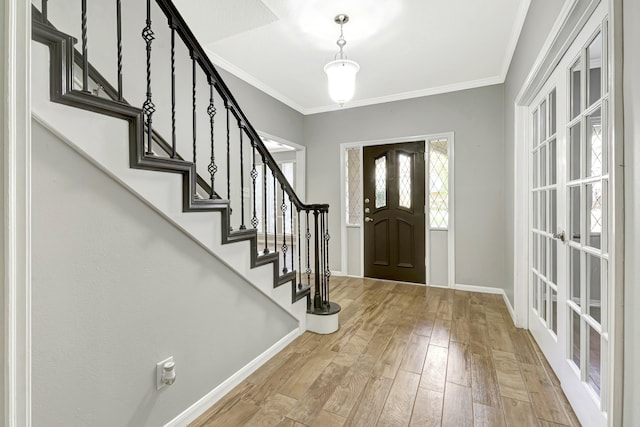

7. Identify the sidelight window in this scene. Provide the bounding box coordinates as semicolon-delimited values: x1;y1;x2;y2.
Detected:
428;139;449;229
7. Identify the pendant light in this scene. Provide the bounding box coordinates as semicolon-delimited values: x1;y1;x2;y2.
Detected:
324;14;360;106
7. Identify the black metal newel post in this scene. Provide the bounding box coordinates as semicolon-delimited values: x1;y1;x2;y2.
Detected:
116;0;123;101
313;209;322;309
306;210;311;288
239;125;246;230
281;186;288;274
169;19;176;158
207;82;217;198
225;103;231;201
290;197;294;273
262;160;269;254
250;140;258;228
142;0;155;155
81;0;89;92
320;211;326;306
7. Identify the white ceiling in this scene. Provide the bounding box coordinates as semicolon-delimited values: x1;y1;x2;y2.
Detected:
174;0;530;115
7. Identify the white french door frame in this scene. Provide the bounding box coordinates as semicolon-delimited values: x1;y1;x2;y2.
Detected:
338;132;455;288
513;0;623;425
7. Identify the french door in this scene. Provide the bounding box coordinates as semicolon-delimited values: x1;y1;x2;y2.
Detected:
528;3;610;426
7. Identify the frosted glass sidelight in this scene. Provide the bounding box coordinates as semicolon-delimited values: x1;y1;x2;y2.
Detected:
375;156;387;209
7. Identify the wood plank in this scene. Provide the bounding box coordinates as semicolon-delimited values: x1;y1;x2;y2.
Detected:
311;410;346;427
492;350;529;402
199;399;260;427
245;393;297;427
502;397;538;427
442;383;474;427
470;353;501;408
430;319;451;347
190;381;255;426
323;354;377;417
287;363;349;425
446;341;471;387
343;376;393;427
376;370;421;427
373;332;411;379
419;344;448;392
363;325;396;358
279;349;337;399
275;418;306;427
413;314;435;336
510;329;539;365
451;318;471;344
244;352;306;405
520;363;570;425
409;388;443;427
399;334;429;373
469;321;490;357
473;402;506;427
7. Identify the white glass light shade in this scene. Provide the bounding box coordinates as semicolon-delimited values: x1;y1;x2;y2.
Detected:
324;59;360;105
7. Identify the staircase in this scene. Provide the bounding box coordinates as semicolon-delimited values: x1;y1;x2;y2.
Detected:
30;0;340;333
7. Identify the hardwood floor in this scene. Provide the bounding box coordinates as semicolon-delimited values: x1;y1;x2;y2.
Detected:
191;277;580;427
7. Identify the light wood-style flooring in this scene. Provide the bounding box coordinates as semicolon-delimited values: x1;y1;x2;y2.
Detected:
191;277;580;426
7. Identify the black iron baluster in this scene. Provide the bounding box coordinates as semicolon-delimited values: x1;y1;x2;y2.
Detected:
281;186;288;274
313;210;321;309
297;209;302;287
170;20;176;158
306;210;311;288
273;174;277;252
239;125;246;230
250;140;258;228
42;0;48;22
290;198;294;273
226;103;231;201
142;0;155;156
207;82;217;198
324;211;331;306
263;160;269;254
81;0;89;92
191;54;197;172
320;211;326;306
116;0;123;101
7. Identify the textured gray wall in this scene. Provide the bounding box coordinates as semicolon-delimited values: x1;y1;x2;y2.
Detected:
31;120;297;426
0;0;5;420
503;0;565;304
303;85;506;290
623;0;640;424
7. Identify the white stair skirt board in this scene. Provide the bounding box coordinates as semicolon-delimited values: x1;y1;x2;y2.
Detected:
164;328;301;427
31;41;307;327
306;312;339;334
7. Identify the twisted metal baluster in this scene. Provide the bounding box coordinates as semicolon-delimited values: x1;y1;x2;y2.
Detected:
290;197;294;273
324;211;331;306
116;0;123;101
207;82;217;198
263;159;269;254
142;0;155;156
239;125;246;230
81;0;89;92
313;210;321;309
250;140;258;228
170;21;176;157
306;210;311;288
273;174;277;252
281;186;288;274
320;211;326;306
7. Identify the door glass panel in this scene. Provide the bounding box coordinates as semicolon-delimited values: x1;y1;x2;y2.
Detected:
549;139;557;184
550;89;557;135
570;186;581;242
540;101;547;141
533;151;539;188
398;153;412;209
571;248;581;307
429;140;449;228
586;181;602;249
551;287;558;334
550;189;557;234
587;254;601;323
571;310;582;369
533;233;538;271
541;280;548;322
541;190;547;232
533;110;539;148
541;236;547;277
587;32;602;107
533;274;539;312
541;145;547;187
375;156;387;209
533;192;538;229
570;124;582;181
588;326;601;397
587;108;602;177
551;239;558;284
571;59;582;120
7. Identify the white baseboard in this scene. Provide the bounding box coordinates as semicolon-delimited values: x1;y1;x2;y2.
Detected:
164;328;301;427
454;283;505;294
502;292;517;324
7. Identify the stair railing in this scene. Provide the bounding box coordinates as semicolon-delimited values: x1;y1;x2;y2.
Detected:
32;0;337;314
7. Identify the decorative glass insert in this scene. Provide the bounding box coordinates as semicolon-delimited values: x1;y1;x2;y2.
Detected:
429;139;449;228
345;148;362;225
375;156;387;209
587;32;602;107
587;108;602;177
398;153;412;209
587;181;603;238
571;58;582;120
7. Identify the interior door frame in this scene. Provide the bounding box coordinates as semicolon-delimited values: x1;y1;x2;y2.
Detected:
513;0;623;424
339;132;455;288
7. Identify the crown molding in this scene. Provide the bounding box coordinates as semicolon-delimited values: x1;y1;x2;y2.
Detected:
499;0;532;79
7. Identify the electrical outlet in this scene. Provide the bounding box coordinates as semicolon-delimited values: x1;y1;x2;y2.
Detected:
156;356;174;390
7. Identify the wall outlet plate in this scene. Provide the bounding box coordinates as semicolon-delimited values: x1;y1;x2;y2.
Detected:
156;356;174;390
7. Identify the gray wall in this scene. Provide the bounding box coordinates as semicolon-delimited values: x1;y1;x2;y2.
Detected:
0;0;5;420
623;0;640;424
303;85;506;290
31;120;297;426
503;0;565;303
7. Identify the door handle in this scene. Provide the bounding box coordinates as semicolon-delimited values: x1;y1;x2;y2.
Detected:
365;217;374;223
553;230;566;242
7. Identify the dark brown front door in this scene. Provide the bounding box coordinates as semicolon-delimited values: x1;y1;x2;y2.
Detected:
363;141;426;283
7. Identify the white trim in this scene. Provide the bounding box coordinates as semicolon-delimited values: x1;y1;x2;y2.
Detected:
4;1;31;426
499;0;532;80
256;131;306;203
164;328;301;427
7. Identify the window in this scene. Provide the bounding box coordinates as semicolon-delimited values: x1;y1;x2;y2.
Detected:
429;139;449;229
254;161;294;234
345;148;362;225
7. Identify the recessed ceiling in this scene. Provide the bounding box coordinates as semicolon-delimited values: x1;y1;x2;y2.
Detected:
174;0;530;115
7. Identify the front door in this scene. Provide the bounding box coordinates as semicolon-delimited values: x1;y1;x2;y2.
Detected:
528;3;609;425
363;141;425;283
